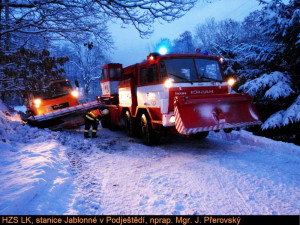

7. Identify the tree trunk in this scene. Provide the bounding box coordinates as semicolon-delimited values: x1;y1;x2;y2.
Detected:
0;0;2;49
5;0;10;51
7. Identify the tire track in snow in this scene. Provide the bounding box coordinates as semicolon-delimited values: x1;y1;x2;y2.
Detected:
212;131;300;215
60;128;300;215
63;134;106;214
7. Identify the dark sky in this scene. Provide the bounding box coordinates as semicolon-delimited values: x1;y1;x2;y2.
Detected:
108;0;262;67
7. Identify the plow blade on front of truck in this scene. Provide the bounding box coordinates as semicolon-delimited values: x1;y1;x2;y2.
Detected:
26;100;102;130
174;93;261;135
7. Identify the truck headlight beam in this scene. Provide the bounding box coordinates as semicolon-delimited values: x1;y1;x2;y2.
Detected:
164;78;174;89
33;98;42;108
169;116;175;123
227;78;236;87
71;90;79;98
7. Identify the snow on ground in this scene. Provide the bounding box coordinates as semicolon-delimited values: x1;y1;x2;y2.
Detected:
0;102;72;214
0;101;300;215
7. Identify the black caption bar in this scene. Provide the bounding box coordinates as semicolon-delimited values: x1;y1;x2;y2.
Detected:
0;215;299;225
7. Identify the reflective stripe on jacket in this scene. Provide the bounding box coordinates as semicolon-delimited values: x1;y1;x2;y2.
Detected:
85;109;102;121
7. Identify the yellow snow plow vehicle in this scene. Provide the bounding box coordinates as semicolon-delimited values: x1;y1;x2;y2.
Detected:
24;79;101;130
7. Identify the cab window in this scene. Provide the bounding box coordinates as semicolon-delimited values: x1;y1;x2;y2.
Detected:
160;61;167;81
140;64;158;85
140;67;147;85
110;68;122;80
102;69;108;80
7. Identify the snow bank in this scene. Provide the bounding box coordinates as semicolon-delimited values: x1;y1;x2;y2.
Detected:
215;129;300;154
0;100;73;214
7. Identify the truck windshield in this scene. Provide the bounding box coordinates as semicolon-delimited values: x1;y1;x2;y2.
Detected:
195;58;223;82
163;58;198;82
39;81;72;99
162;58;223;82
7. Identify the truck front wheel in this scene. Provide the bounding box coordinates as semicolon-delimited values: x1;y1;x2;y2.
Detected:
141;113;160;146
190;131;209;139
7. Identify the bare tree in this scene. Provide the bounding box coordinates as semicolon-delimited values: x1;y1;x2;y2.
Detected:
0;0;197;49
55;40;109;98
0;0;112;49
73;42;106;97
173;31;195;53
194;18;242;56
93;0;197;37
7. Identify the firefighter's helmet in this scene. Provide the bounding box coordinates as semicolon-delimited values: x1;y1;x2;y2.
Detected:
102;109;109;115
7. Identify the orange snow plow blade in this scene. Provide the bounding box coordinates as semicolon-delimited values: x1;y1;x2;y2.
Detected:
174;93;261;135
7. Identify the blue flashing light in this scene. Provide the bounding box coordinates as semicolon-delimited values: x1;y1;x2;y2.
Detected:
158;46;168;55
202;50;209;55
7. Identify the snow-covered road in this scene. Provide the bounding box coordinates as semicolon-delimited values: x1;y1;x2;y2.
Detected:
0;103;299;215
63;129;300;215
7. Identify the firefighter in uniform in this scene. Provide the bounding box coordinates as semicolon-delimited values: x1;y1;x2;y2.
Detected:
84;109;103;138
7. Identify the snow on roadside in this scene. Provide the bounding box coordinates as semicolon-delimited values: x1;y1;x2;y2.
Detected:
0;100;73;214
215;129;300;153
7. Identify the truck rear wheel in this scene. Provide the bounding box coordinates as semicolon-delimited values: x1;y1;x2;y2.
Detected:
141;113;160;146
123;110;135;137
101;114;111;128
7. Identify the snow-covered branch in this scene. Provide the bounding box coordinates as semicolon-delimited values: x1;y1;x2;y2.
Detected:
239;71;295;100
262;95;300;129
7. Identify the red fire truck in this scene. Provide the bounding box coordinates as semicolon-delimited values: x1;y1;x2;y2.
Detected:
99;53;261;145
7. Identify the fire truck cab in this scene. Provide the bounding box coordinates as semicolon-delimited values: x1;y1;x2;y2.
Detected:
100;53;261;145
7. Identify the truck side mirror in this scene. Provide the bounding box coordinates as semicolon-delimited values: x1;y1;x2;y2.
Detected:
75;80;79;88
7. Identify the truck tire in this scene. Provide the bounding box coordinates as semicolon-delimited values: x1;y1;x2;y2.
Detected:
141;113;160;146
101;114;111;128
224;128;233;133
123;110;135;137
190;131;209;139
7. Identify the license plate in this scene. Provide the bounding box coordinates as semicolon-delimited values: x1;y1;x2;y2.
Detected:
52;102;69;110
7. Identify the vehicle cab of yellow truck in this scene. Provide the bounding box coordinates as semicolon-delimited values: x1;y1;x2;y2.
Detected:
26;79;79;116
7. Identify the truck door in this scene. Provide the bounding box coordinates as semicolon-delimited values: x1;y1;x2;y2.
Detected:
137;64;169;114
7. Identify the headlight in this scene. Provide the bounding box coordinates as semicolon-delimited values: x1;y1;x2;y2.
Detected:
33;98;42;108
169;116;175;123
164;78;174;89
71;90;79;97
227;78;236;87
